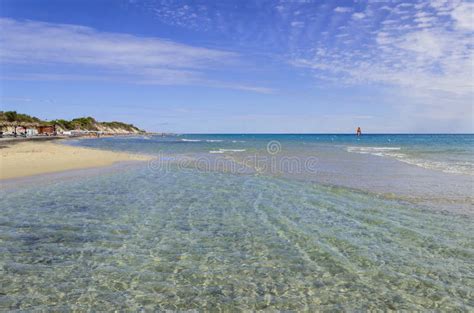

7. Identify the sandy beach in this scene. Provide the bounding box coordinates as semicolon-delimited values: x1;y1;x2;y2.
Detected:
0;140;151;180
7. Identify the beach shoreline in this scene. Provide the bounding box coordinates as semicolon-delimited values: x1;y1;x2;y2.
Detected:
0;140;152;180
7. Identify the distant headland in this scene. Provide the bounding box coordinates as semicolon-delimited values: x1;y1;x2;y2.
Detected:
0;111;146;137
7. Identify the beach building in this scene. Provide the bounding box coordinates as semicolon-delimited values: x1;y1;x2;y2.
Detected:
37;125;56;135
16;125;38;136
0;121;41;137
26;128;38;136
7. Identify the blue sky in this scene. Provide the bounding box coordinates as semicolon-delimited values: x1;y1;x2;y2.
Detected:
0;0;473;133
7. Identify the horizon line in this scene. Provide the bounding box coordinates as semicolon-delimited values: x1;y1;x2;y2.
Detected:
165;132;474;135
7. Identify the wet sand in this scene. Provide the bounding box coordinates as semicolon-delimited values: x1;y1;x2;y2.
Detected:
0;140;152;180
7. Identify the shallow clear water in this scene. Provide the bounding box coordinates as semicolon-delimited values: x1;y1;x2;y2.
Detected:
67;134;474;212
69;134;474;175
1;135;473;310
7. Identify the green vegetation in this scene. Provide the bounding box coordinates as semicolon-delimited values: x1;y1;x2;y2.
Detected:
49;119;74;130
0;111;143;132
101;121;140;132
0;111;42;123
70;117;98;131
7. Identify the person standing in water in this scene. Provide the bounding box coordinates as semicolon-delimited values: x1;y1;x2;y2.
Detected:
356;127;362;136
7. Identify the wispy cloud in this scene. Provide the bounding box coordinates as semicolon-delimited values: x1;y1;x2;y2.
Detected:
334;7;352;13
451;2;474;31
0;18;272;93
352;12;366;20
1;96;32;102
1;1;472;131
290;0;473;127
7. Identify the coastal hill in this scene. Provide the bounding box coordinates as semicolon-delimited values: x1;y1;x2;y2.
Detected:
0;111;145;134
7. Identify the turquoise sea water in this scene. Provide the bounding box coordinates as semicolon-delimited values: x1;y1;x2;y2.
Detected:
1;134;473;310
67;134;474;176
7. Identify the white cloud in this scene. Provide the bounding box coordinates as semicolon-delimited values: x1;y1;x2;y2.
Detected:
291;21;304;27
1;97;32;102
352;12;366;20
0;18;234;69
451;2;474;31
397;30;447;58
334;7;352;13
0;18;271;93
294;27;473;96
429;0;461;12
291;0;474;130
413;11;436;28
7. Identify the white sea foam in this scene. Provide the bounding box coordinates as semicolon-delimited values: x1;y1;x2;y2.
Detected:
206;140;223;142
396;159;472;175
346;146;473;175
220;149;246;152
346;146;401;154
181;139;202;142
209;149;246;154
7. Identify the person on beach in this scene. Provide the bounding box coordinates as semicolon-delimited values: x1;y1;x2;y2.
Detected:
356;127;362;136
